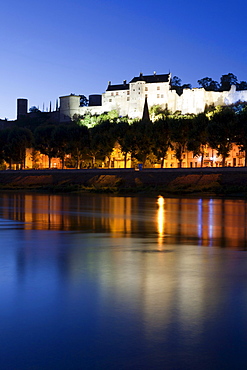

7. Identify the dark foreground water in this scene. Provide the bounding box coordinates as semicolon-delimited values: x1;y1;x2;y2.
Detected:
1;193;247;369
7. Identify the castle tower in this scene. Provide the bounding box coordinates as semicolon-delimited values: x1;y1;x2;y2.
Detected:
17;98;28;120
59;94;81;122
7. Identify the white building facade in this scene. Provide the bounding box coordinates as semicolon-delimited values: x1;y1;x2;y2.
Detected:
59;72;247;122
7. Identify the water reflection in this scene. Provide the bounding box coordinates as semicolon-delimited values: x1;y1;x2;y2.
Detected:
157;195;165;248
0;193;247;249
1;193;247;368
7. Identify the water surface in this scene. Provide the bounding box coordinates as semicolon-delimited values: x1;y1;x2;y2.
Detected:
0;193;247;369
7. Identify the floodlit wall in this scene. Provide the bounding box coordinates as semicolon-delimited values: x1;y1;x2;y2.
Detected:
59;80;247;121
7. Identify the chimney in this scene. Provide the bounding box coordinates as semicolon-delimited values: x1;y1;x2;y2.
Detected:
123;80;127;85
154;71;156;75
108;81;111;86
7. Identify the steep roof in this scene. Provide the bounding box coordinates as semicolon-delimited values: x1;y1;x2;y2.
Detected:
106;83;129;91
129;73;170;84
106;73;170;91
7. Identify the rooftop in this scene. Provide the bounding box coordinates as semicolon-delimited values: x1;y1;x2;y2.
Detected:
106;72;170;91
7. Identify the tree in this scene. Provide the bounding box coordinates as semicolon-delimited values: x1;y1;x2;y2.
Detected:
237;81;247;91
34;125;58;168
187;113;209;167
152;118;170;168
220;73;238;91
207;107;236;166
182;83;192;89
87;120;116;167
5;127;33;169
170;76;181;86
149;105;170;121
127;119;154;168
235;107;247;166
197;77;219;91
29;106;41;113
80;95;89;107
112;121;132;168
170;76;191;95
0;128;13;168
52;125;71;169
169;116;191;168
67;123;89;169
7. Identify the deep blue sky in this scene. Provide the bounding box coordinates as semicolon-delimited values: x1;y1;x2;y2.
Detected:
1;0;247;120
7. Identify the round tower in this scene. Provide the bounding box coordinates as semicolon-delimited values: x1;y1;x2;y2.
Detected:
17;98;28;120
59;95;81;122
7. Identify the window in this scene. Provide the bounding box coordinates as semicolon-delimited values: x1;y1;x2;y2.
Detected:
161;94;164;98
111;92;114;96
157;94;160;98
116;92;118;96
145;87;148;91
157;86;160;90
127;91;130;95
145;94;148;98
127;97;130;101
109;99;112;102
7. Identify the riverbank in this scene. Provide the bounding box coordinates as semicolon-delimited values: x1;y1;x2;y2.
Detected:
1;168;247;196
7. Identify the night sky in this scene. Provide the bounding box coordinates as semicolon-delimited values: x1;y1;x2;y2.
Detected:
1;0;247;120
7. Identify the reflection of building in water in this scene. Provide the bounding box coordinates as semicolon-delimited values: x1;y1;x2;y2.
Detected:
2;192;247;338
162;198;247;249
157;196;165;248
0;193;134;236
0;194;247;248
0;192;247;252
99;196;132;236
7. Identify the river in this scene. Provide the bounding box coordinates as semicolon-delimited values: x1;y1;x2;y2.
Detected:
0;192;247;369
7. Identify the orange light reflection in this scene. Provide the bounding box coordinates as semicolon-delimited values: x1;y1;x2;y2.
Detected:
157;196;165;248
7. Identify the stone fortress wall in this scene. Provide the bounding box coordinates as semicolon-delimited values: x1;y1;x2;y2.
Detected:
59;72;247;122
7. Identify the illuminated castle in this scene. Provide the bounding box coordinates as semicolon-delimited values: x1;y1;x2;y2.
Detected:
59;72;247;122
16;72;247;123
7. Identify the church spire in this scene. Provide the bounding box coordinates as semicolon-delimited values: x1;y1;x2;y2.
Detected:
142;96;150;121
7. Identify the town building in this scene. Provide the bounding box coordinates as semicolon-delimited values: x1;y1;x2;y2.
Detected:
8;71;247;169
